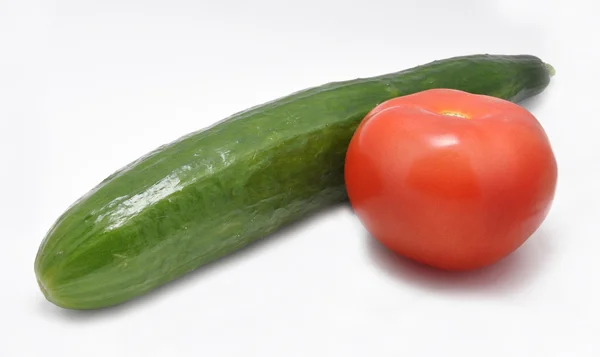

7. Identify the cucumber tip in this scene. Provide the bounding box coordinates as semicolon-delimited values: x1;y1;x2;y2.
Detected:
544;63;556;77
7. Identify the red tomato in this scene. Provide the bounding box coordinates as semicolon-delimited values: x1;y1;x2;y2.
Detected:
344;88;557;270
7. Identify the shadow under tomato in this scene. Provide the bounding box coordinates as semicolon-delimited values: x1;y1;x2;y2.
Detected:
365;228;553;296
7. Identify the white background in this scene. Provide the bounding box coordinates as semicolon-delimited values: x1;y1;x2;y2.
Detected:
1;0;599;356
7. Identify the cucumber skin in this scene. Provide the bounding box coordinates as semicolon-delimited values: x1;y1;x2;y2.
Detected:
35;54;553;309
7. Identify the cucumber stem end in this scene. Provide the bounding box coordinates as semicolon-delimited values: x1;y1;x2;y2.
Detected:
545;63;556;77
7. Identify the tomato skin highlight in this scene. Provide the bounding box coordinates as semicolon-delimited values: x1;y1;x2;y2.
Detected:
344;89;557;271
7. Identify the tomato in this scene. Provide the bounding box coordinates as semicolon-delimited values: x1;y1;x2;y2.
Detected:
344;88;557;270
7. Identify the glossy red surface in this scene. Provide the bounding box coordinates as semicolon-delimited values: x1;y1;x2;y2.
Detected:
345;89;557;270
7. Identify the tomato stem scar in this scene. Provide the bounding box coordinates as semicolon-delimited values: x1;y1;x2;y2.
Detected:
440;111;470;119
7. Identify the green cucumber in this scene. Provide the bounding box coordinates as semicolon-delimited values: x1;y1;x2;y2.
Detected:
35;54;554;309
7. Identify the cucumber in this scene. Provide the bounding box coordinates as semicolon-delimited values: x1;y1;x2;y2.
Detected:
35;54;554;309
